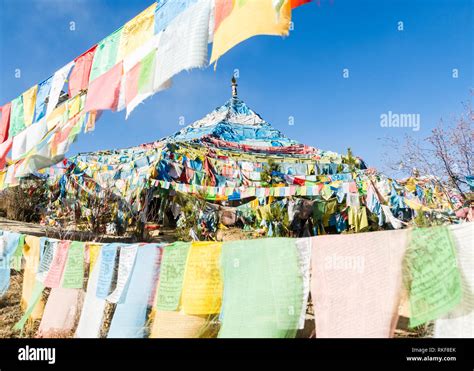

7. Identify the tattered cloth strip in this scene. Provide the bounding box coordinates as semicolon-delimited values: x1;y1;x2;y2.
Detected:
311;229;408;337
404;226;462;328
108;244;162;338
218;238;303;338
0;231;21;296
37;287;84;338
434;223;474;338
152;0;211;91
149;310;207;338
155;242;190;311
181;241;223;315
21;236;44;320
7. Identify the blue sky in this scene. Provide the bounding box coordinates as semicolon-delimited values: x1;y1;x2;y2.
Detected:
0;0;472;172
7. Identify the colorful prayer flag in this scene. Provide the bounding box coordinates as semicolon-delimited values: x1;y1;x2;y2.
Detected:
0;103;11;143
210;0;292;64
9;95;25;138
154;0;198;34
404;226;462;328
181;241;223;315
34;77;53;123
89;27;123;82
68;45;97;97
85;61;123;112
153;0;211;90
22;85;38;127
118;3;156;60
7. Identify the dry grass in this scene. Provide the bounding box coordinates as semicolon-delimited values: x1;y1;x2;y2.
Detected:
0;271;41;338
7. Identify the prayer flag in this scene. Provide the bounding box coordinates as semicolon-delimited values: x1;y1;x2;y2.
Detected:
118;3;156;60
0;103;11;143
85;62;123;112
210;0;292;64
22;85;38;127
404;226;462;328
181;241;223;315
68;45;97;97
153;0;211;91
89;27;123;82
9;95;25;138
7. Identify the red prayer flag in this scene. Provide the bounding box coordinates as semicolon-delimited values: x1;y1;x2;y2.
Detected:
0;103;11;144
0;137;12;169
291;0;312;8
84;62;123;112
68;45;97;98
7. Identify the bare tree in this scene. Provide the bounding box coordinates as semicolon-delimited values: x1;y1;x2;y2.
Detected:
384;96;473;202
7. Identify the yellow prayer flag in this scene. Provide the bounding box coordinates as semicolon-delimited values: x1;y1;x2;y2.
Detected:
210;0;292;64
46;103;67;131
22;85;38;127
181;241;223;315
22;236;45;320
149;309;207;338
87;243;102;275
67;94;83;119
118;3;156;60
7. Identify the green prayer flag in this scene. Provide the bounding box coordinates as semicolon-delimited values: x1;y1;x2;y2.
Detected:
218;238;303;338
89;27;123;82
137;50;155;94
13;281;44;332
404;226;462;328
62;241;85;289
9;95;25;137
10;234;25;271
155;242;190;311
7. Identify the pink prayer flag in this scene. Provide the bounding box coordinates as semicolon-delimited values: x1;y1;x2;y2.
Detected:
68;45;97;98
125;62;141;106
37;287;84;338
311;229;408;338
0;103;11;144
84;62;123;112
44;241;71;288
0;137;12;169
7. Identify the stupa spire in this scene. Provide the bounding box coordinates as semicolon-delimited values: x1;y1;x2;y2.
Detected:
231;76;238;98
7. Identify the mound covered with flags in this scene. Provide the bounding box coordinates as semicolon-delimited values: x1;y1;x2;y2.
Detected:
30;84;463;239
